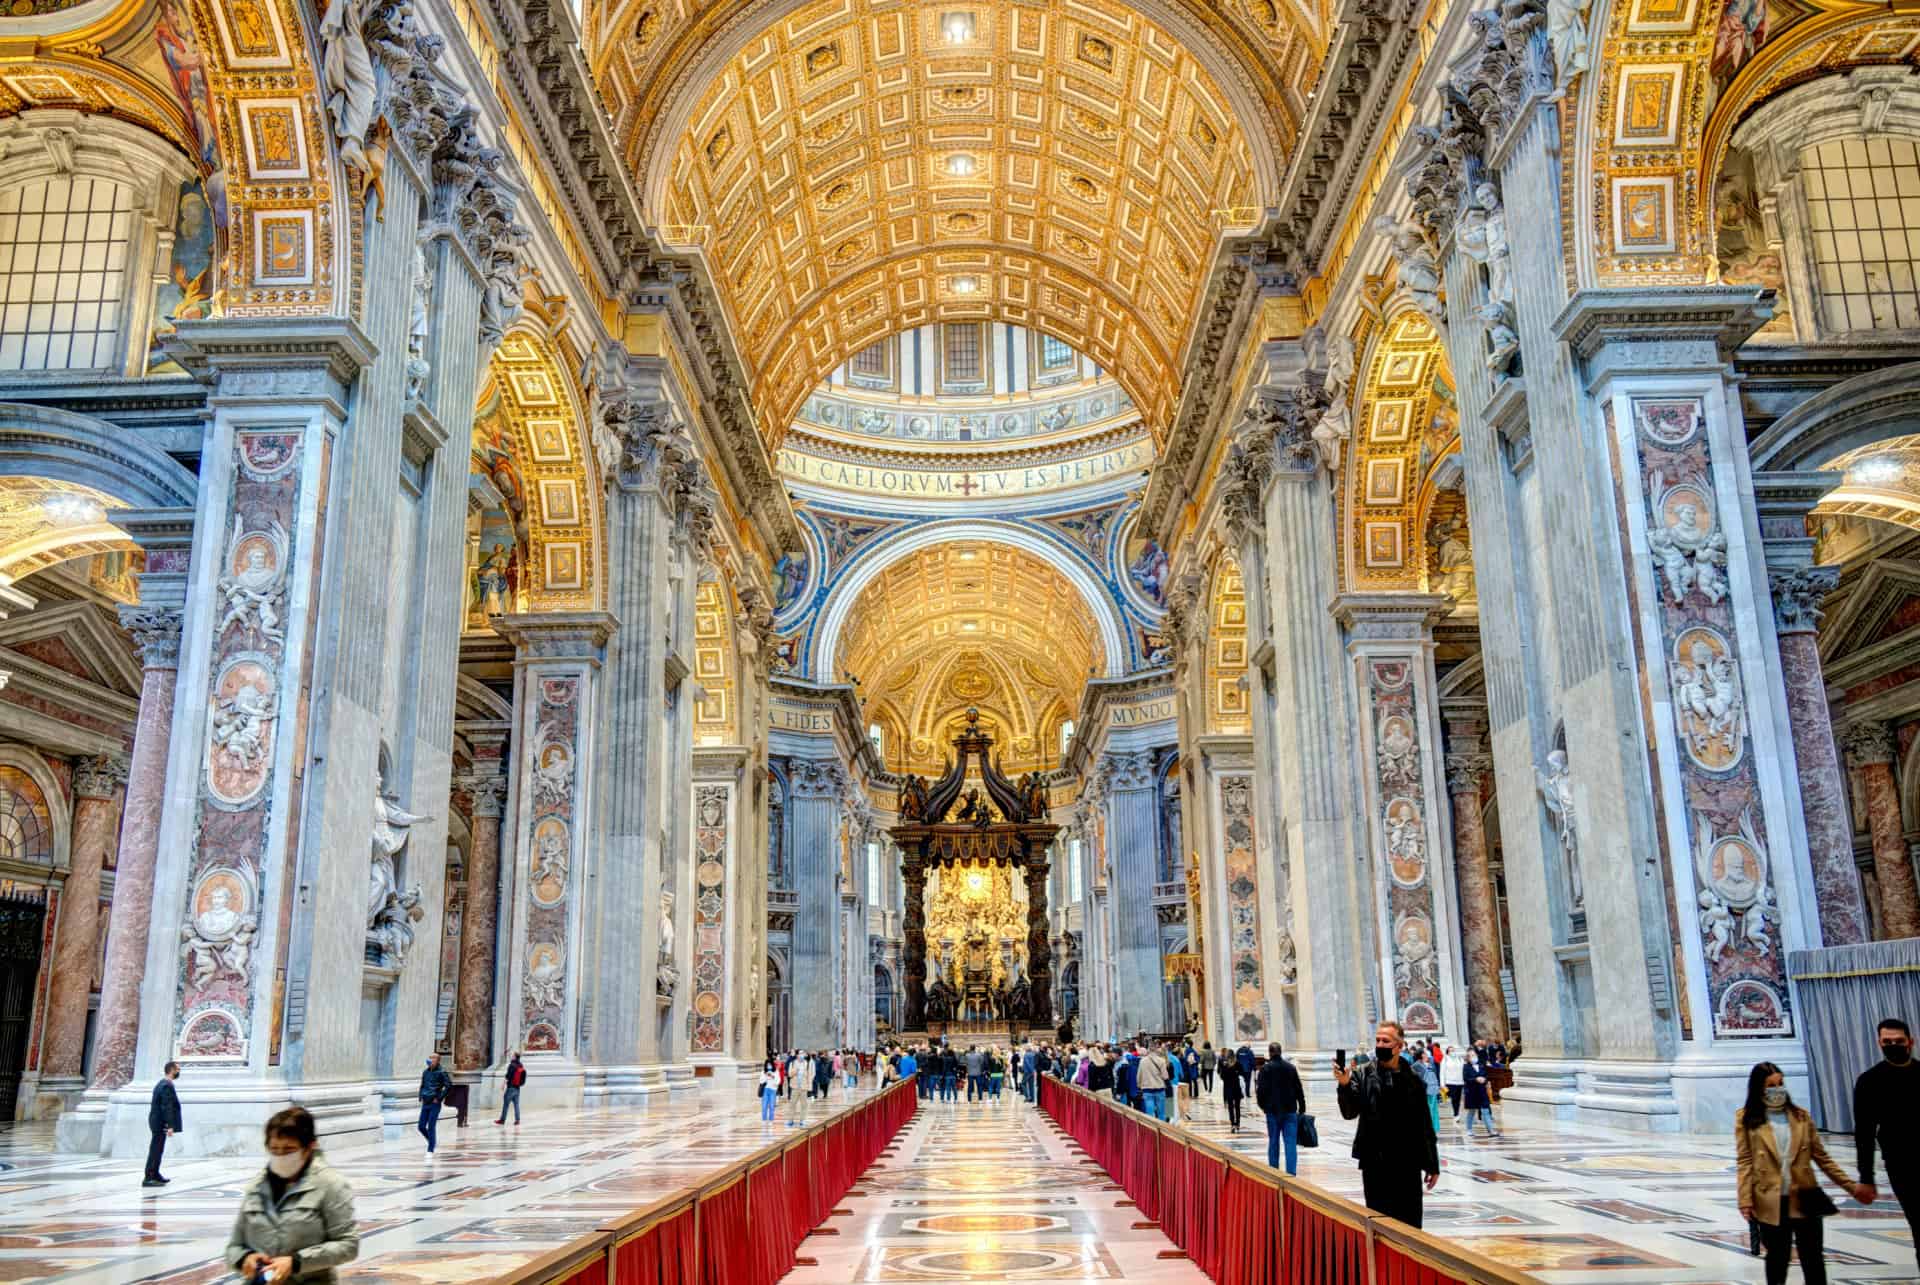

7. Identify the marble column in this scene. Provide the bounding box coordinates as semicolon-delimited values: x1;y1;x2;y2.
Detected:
452;772;505;1071
38;754;128;1101
1101;750;1162;1037
1844;722;1920;940
903;851;928;1030
1772;569;1870;944
785;758;847;1050
1444;746;1509;1042
1024;850;1053;1024
82;610;178;1098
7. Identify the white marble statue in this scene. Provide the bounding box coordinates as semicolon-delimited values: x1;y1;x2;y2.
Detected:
1698;889;1734;963
318;0;377;195
1547;0;1593;98
1673;638;1746;762
1373;215;1446;329
1313;335;1357;472
1433;516;1475;600
531;722;573;807
405;241;433;401
1535;749;1583;907
526;951;565;1009
370;885;425;969
1456;183;1513;306
1478;300;1520;375
211;679;277;770
1647;491;1729;604
659;889;676;962
369;789;429;928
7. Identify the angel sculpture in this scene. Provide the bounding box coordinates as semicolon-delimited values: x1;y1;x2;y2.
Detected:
1647;487;1729;604
1698;890;1734;963
1373;215;1446;329
1535;749;1583;907
217;518;290;643
369;789;430;929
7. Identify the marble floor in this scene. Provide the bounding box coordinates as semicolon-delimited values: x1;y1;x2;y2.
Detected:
0;1078;1913;1284
0;1080;885;1283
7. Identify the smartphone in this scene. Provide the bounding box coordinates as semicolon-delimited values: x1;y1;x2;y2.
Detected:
1334;1048;1346;1070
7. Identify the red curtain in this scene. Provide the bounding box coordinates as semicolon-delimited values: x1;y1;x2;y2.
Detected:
557;1259;608;1285
1282;1193;1367;1285
1157;1130;1186;1247
615;1206;697;1285
1186;1151;1224;1279
697;1178;753;1285
1374;1241;1463;1285
1216;1168;1280;1285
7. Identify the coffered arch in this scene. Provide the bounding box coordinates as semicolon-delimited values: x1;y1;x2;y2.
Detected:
639;0;1275;442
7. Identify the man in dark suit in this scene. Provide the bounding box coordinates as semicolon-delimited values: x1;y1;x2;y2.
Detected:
1335;1020;1441;1228
143;1061;181;1188
1255;1042;1307;1174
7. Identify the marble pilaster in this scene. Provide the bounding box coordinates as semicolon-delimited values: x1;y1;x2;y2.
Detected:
1100;750;1162;1037
453;771;506;1071
1335;593;1465;1043
34;754;127;1114
785;757;847;1050
1843;722;1920;939
493;612;615;1108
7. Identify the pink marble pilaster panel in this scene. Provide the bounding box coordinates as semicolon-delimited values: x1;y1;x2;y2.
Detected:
1445;753;1509;1042
1848;724;1920;940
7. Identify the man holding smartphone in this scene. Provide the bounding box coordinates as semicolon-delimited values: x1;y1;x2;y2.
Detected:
1335;1020;1441;1228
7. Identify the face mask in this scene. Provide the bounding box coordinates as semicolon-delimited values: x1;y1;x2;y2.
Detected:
1763;1086;1788;1108
266;1150;306;1179
1884;1043;1912;1065
1375;1045;1394;1063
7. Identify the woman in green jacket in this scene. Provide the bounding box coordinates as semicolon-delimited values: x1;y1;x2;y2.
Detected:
227;1106;359;1282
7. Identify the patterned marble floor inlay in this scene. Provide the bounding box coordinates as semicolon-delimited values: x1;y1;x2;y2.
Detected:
0;1079;887;1283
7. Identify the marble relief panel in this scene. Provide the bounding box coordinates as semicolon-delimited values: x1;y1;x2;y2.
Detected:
1631;398;1789;1037
1218;774;1267;1041
1367;658;1444;1035
521;677;580;1051
691;784;729;1053
175;431;303;1064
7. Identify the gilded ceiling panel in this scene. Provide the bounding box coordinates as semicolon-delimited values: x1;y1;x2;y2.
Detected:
642;0;1260;441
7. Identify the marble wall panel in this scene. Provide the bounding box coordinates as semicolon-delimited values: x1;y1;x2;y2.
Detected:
521;676;581;1051
691;783;730;1053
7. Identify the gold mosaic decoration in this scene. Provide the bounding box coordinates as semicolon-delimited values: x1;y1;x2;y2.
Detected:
837;541;1100;773
1204;550;1248;734
1580;0;1906;285
1343;309;1449;591
480;330;601;610
693;577;739;741
645;0;1261;442
4;0;339;314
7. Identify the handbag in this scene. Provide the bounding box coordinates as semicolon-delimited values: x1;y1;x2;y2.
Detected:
1797;1185;1838;1218
1295;1113;1320;1148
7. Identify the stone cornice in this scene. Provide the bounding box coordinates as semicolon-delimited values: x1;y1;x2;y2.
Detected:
1142;259;1261;543
1063;669;1176;778
1552;288;1776;387
781;421;1151;472
492;610;618;662
162;317;376;398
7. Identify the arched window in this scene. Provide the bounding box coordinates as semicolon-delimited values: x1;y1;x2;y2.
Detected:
0;177;135;372
1802;136;1920;333
868;723;884;757
1059;719;1075;758
866;841;882;906
1068;836;1084;903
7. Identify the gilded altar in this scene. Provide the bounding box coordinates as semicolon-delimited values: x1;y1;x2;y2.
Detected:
924;860;1028;989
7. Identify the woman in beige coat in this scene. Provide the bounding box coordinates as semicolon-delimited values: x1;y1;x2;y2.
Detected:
1735;1062;1870;1285
226;1106;359;1282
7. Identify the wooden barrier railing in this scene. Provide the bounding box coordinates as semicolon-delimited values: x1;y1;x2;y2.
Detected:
1039;1075;1540;1285
486;1074;919;1285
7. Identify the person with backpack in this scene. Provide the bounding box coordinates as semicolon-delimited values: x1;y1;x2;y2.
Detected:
495;1051;527;1126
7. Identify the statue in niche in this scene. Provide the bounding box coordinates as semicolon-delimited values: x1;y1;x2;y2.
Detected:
1456;183;1513;306
1534;749;1584;909
405;242;432;401
1313;335;1358;472
1431;514;1475;601
1478;300;1520;377
1647;481;1729;604
317;0;376;200
369;787;430;967
657;889;678;997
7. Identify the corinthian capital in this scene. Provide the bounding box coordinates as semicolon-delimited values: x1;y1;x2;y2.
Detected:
787;757;848;800
1844;720;1896;768
1444;751;1491;797
117;604;184;670
1099;751;1156;792
73;753;130;801
1769;566;1839;636
455;773;507;819
596;394;699;496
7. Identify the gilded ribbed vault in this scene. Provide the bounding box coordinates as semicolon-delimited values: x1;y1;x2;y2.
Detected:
837;541;1099;773
620;0;1278;442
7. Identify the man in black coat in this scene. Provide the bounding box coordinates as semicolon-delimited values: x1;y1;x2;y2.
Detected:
1335;1020;1440;1228
143;1061;182;1188
418;1052;454;1154
1254;1042;1307;1174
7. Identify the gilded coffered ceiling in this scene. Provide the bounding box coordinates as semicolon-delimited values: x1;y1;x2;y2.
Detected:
0;478;135;587
837;541;1101;772
610;0;1286;443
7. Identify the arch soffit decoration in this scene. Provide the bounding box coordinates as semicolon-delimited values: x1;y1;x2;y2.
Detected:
1203;548;1248;735
0;402;200;583
480;326;604;611
809;519;1127;682
1;0;348;314
1576;0;1914;286
0;743;74;877
1750;361;1920;471
694;575;740;743
1343;308;1451;593
628;0;1287;444
1809;431;1920;533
